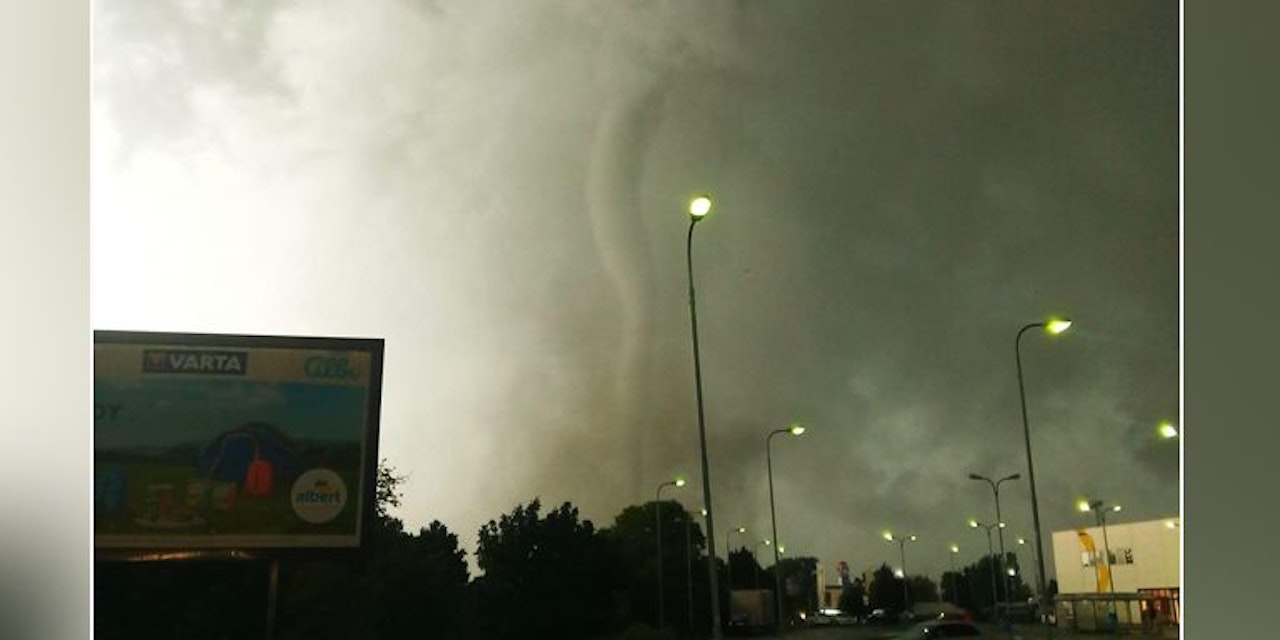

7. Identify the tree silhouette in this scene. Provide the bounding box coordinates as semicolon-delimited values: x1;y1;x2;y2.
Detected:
603;500;706;632
770;556;819;623
474;499;621;639
941;570;966;604
276;462;470;639
868;563;905;614
954;552;1032;619
839;577;869;617
908;574;939;604
727;547;763;590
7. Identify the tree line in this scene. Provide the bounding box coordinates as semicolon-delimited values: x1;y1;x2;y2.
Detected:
96;463;1043;638
97;464;814;639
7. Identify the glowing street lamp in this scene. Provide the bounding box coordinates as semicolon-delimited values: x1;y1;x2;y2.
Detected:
1077;499;1122;595
690;195;713;218
969;472;1020;617
1158;421;1179;439
727;525;747;590
969;519;1004;615
948;544;960;604
1015;316;1072;616
767;422;805;630
754;539;772;588
684;193;722;638
655;477;685;630
884;532;918;613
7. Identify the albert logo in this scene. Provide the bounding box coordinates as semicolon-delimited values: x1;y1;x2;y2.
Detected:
304;356;358;381
143;350;248;375
291;469;348;524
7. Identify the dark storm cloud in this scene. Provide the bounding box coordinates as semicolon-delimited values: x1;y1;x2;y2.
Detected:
92;0;1178;579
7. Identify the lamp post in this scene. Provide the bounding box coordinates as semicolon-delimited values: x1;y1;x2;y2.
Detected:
1079;499;1122;630
754;539;771;588
685;194;723;638
970;472;1021;617
883;532;917;615
948;545;960;604
969;519;1004;616
727;525;747;590
1015;317;1072;620
1013;536;1032;596
767;423;805;630
656;477;686;630
1078;500;1121;594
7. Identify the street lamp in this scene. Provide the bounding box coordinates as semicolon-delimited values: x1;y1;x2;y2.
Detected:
970;472;1021;617
1077;499;1122;595
948;544;960;604
1015;316;1072;619
754;539;772;588
969;519;1005;616
685;193;723;638
727;525;747;590
884;532;918;614
656;477;686;630
1158;421;1179;439
767;422;805;630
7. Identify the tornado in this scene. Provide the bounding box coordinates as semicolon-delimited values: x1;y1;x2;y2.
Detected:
584;75;670;498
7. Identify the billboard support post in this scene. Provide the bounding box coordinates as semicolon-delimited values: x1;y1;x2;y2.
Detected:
266;557;279;640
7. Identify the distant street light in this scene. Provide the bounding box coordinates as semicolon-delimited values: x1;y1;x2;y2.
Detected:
767;422;805;630
1158;421;1179;439
656;477;686;630
948;544;960;604
884;532;918;614
684;193;722;638
1015;317;1072;618
969;519;1004;616
754;539;772;588
969;472;1021;618
727;525;747;590
1077;499;1122;595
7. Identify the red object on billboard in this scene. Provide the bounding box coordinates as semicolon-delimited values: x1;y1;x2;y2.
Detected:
245;456;274;496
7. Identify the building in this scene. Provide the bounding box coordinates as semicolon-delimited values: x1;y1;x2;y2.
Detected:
1051;516;1180;632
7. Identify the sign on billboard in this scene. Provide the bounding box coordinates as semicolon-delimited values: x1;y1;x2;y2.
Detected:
94;331;383;550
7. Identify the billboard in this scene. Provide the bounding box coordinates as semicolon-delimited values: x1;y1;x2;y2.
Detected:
94;331;383;550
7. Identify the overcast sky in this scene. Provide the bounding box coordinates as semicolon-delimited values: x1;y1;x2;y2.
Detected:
91;0;1179;583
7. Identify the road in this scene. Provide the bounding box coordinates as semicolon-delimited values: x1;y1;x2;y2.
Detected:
734;622;1177;640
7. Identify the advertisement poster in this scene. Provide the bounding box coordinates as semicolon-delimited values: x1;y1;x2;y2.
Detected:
94;331;383;549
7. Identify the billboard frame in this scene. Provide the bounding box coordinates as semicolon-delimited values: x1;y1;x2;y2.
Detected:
93;330;384;559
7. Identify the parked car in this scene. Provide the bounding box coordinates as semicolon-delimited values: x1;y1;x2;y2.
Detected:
894;619;983;638
866;608;894;625
811;608;858;626
912;601;973;622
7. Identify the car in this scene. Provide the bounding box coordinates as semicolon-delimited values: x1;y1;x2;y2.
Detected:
810;608;858;626
893;619;983;639
866;608;894;625
912;601;973;622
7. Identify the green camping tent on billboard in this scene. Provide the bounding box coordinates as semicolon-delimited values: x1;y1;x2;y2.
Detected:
93;331;384;551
